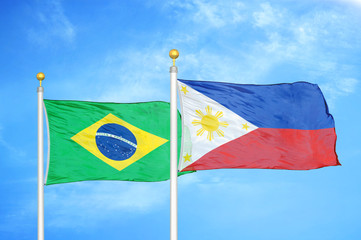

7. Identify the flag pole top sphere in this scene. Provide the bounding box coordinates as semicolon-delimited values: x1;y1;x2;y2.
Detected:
169;49;179;59
169;49;179;66
37;72;45;81
36;72;45;87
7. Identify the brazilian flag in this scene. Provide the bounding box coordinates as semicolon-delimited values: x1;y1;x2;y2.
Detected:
44;99;190;185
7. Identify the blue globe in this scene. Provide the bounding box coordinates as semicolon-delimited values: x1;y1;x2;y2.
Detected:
95;123;137;161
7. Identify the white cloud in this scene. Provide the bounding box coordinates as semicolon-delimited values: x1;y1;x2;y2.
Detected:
27;0;75;45
43;46;174;102
46;1;360;108
244;3;361;91
178;172;299;225
320;78;359;108
253;2;283;28
107;2;359;115
45;181;168;228
167;0;360;95
336;78;358;93
333;0;361;7
95;48;171;103
192;0;245;27
165;0;246;28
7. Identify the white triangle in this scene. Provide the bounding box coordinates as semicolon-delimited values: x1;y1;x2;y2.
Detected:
178;81;259;171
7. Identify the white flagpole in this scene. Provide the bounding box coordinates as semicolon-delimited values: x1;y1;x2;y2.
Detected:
169;49;179;240
37;72;45;240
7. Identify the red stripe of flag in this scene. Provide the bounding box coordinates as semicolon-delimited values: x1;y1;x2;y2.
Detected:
182;128;339;171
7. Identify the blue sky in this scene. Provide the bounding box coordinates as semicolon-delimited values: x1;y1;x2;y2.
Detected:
1;0;361;239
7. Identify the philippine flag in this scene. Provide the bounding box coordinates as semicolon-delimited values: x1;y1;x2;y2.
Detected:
177;79;340;172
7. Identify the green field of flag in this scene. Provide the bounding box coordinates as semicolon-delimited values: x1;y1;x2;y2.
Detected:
44;99;190;185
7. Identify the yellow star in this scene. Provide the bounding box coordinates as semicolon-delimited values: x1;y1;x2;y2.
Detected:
181;86;189;95
183;153;192;162
242;123;249;131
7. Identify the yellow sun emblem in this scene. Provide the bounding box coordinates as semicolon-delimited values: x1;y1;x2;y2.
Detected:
192;106;229;141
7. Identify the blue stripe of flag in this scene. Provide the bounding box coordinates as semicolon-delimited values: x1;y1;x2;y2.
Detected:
178;79;335;130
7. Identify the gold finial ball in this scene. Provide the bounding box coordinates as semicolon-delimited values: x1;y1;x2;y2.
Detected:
36;72;45;81
169;49;179;60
